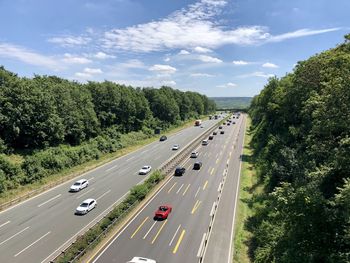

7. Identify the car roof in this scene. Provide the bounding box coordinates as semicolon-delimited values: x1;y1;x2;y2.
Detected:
82;198;95;203
128;257;156;263
75;179;87;183
142;165;150;168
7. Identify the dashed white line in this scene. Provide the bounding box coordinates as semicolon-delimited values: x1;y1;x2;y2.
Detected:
0;227;29;246
143;221;157;239
0;221;10;229
37;194;61;207
176;184;184;194
195;187;201;198
169;224;181;246
96;190;111;201
76;188;95;199
14;231;51;257
106;164;118;172
126;156;135;162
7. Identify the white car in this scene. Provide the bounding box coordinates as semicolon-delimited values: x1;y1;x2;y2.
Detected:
127;257;157;263
172;144;179;150
70;179;89;192
139;165;152;175
75;198;96;215
191;151;199;158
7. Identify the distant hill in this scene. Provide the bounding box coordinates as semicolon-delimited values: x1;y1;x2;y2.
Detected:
211;97;252;109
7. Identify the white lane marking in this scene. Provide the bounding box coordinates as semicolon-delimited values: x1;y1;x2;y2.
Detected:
126;156;135;162
88;177;94;181
176;184;184;194
96;190;111;201
195;187;201;198
0;227;29;246
143;221;157;239
76;188;95;199
154;156;161;161
37;194;61;208
197;233;207;257
0;221;10;229
169;224;181;246
141;149;149;154
106;164;118;172
14;231;51;257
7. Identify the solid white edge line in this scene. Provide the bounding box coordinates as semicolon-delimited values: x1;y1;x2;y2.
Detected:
0;226;29;246
169;224;181;246
14;231;51;257
227;116;246;263
96;190;111;201
37;194;61;208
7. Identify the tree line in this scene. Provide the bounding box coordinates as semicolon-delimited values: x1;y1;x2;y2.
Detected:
0;67;215;193
248;35;350;262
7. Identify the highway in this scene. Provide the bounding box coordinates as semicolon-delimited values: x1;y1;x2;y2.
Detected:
90;114;246;263
0;117;222;263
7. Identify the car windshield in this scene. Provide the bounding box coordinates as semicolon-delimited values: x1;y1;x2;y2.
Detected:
80;203;89;207
159;206;168;211
73;182;81;186
142;166;148;169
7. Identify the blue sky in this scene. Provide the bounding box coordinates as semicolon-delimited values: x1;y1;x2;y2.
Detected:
0;0;349;97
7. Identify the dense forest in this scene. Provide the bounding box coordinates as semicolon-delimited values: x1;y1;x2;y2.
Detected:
0;67;215;193
211;96;252;109
248;35;350;262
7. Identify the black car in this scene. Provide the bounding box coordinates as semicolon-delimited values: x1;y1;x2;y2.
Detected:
193;162;202;170
159;135;167;141
213;131;217;135
220;130;225;134
218;126;223;129
174;167;186;176
209;135;214;140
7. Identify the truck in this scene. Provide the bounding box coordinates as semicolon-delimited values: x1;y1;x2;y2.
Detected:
195;119;202;126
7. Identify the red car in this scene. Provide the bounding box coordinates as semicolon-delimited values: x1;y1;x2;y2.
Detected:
154;205;172;220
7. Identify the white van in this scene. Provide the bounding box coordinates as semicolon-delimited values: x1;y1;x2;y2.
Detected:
202;139;209;145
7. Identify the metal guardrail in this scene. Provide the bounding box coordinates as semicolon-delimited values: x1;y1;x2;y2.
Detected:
49;119;225;263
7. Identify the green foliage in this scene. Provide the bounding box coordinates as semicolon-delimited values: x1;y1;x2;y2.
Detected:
248;35;350;262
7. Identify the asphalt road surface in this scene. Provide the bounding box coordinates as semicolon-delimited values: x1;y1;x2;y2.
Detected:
90;114;246;263
0;117;223;263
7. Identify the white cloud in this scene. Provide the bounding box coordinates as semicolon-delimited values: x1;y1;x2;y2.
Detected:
74;72;92;79
179;50;190;55
120;59;145;69
268;28;340;42
62;53;92;64
162;80;176;86
198;55;222;63
93;51;116;59
194;46;212;53
238;71;275;78
262;62;279;68
48;36;91;47
84;67;103;74
164;57;171;62
190;73;214;77
233;60;249;65
216;82;237;88
0;43;62;70
149;64;177;74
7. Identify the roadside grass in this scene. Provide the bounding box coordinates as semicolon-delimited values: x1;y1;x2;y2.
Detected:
0;117;207;206
233;117;261;263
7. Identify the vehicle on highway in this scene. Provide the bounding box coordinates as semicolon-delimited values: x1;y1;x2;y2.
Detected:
200;125;204;128
172;144;179;150
139;165;152;175
70;179;89;192
220;130;225;134
159;135;167;141
154;205;172;220
232;121;236;124
213;131;218;135
209;135;214;140
191;151;199;158
195;119;202;126
75;198;96;215
227;123;231;126
127;257;157;263
193;161;202;170
202;139;209;145
174;166;186;176
219;126;223;129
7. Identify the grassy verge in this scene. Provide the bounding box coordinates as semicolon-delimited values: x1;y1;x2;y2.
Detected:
233;117;261;263
0;117;207;206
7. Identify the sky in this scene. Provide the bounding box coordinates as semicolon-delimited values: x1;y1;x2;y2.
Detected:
0;0;349;97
